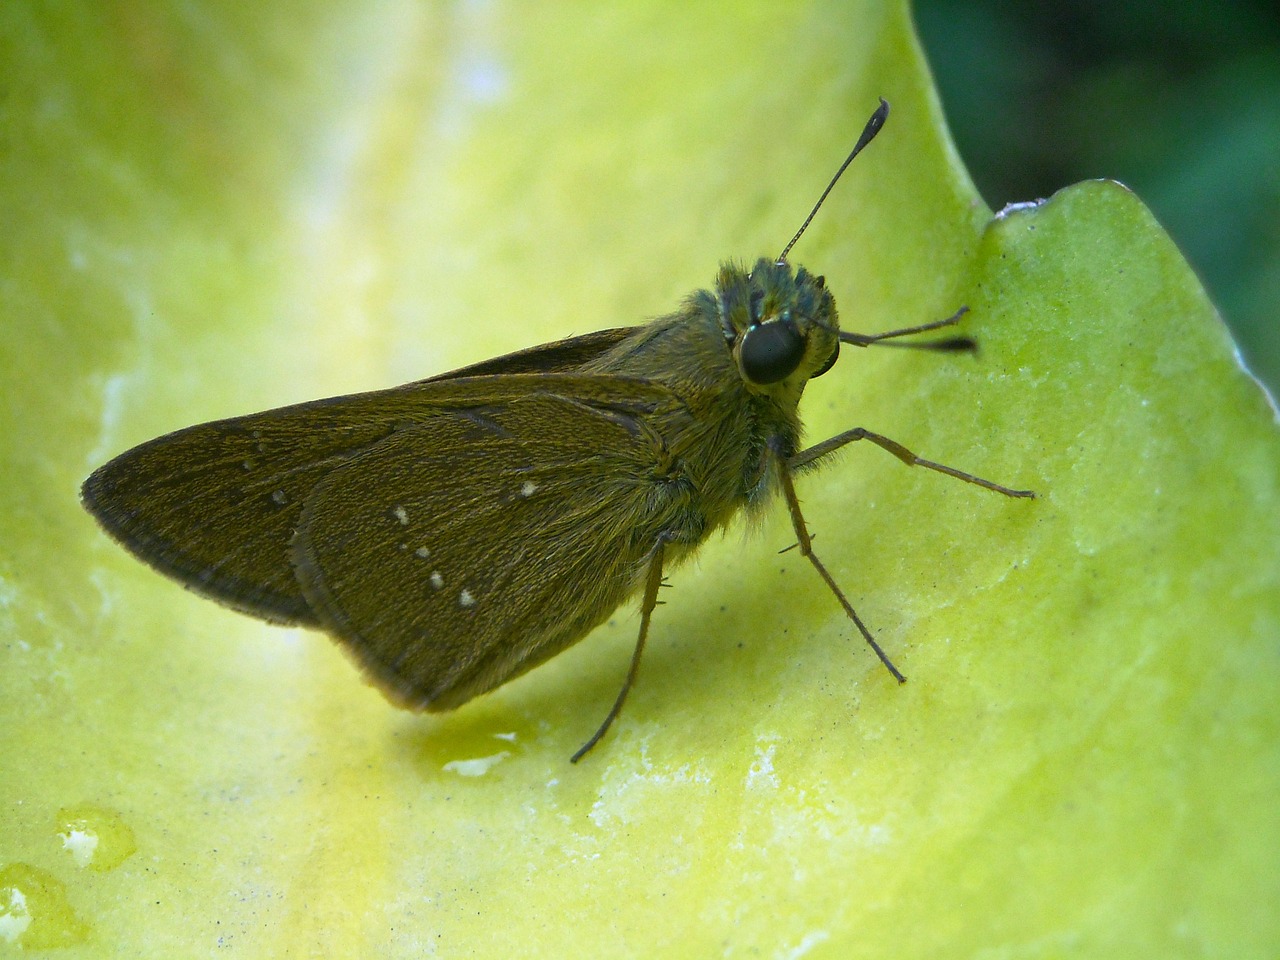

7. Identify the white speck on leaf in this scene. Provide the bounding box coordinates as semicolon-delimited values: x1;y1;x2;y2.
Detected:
442;752;510;777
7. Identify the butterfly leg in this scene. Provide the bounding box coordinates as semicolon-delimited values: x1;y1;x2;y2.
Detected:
571;534;669;763
773;452;907;683
778;430;1032;682
790;428;1035;499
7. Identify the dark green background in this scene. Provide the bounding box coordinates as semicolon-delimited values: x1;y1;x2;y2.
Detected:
917;0;1280;396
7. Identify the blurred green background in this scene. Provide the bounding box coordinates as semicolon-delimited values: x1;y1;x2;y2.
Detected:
916;0;1280;397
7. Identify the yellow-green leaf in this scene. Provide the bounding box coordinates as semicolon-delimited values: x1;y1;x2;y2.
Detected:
2;1;1277;956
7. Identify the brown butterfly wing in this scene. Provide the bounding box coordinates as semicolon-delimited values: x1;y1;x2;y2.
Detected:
419;327;637;381
80;329;639;626
81;399;405;625
290;379;684;710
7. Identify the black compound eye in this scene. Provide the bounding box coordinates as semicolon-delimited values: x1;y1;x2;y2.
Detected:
810;342;840;379
740;320;805;385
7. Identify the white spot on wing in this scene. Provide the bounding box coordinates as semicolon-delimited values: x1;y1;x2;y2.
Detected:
415;546;430;559
430;571;444;590
520;480;537;497
392;505;409;525
459;588;476;607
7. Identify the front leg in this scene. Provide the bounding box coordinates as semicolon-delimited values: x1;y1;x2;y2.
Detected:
790;427;1035;499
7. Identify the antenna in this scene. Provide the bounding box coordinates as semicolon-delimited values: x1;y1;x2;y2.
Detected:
777;98;889;265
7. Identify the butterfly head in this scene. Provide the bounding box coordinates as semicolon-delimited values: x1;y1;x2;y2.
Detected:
716;257;841;396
